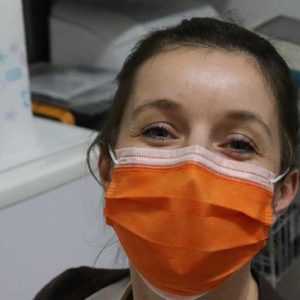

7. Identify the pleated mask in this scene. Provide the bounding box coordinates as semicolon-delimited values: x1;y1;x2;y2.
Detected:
104;145;288;299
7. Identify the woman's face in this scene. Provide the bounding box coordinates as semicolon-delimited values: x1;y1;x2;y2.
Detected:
115;47;281;174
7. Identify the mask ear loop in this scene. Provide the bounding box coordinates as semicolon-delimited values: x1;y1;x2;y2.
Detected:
270;167;290;184
270;167;291;222
108;144;119;165
270;130;294;185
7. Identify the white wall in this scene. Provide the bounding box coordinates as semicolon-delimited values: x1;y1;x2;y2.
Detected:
281;0;300;18
212;0;300;27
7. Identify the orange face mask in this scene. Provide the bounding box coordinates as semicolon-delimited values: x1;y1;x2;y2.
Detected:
104;145;286;299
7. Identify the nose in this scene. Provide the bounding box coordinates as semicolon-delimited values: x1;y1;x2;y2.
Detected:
185;124;212;149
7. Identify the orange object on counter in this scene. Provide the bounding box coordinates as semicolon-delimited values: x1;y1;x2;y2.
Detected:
32;100;75;125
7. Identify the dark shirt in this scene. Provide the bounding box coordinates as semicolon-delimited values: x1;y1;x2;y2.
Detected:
34;266;283;300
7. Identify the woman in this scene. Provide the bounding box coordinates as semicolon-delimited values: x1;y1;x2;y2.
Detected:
35;17;299;300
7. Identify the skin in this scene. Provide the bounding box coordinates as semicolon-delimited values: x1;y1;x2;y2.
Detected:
100;47;299;300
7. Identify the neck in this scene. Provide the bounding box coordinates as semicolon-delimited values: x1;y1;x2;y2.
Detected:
129;263;258;300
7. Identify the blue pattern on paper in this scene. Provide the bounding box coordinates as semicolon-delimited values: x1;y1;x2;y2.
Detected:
0;53;7;64
21;90;31;108
1;42;31;123
5;67;22;82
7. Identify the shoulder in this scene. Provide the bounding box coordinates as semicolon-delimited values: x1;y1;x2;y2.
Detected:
34;267;130;300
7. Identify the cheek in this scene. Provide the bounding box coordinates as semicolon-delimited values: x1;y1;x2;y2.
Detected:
115;131;129;148
114;102;135;148
262;141;281;175
272;129;283;174
115;120;130;148
115;114;138;148
265;115;282;174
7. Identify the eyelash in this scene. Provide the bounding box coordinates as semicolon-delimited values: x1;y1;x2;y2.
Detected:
220;135;257;155
141;123;258;155
142;123;177;141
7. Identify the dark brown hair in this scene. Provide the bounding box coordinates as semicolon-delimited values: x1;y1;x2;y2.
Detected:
87;17;298;183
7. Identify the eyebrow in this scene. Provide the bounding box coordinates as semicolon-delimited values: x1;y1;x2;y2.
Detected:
132;99;184;119
225;111;273;141
132;98;273;141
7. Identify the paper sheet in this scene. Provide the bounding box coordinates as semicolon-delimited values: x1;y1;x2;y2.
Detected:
0;0;37;172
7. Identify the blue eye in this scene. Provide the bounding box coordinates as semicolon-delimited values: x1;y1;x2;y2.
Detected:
142;124;177;140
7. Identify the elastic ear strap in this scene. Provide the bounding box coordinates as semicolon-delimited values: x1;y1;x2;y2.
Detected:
270;167;290;184
108;145;119;165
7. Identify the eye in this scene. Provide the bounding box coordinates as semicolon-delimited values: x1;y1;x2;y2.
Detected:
219;134;258;157
227;139;255;153
142;123;177;141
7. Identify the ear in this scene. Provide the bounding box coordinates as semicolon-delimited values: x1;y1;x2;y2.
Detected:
98;150;113;191
273;169;300;218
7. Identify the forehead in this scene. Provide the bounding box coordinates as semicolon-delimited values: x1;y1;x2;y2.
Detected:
128;47;278;127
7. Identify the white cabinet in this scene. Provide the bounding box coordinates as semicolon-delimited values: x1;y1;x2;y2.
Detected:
0;118;118;300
